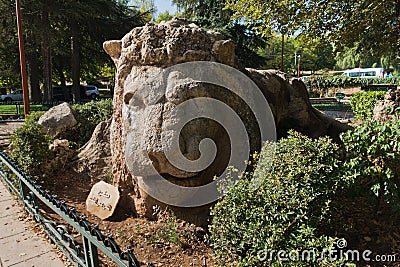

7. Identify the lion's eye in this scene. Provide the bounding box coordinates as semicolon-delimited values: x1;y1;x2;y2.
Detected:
124;92;145;108
124;92;134;104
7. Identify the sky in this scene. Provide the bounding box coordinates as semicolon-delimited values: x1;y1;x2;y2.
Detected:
130;0;177;16
154;0;177;16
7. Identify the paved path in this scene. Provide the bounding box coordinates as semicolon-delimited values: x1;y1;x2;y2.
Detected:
0;180;66;267
0;121;24;149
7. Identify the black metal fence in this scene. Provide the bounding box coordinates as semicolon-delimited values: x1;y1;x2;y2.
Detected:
0;151;151;267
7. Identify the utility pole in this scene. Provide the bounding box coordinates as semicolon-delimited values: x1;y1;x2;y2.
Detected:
15;0;30;115
295;50;301;78
297;54;301;78
281;34;284;72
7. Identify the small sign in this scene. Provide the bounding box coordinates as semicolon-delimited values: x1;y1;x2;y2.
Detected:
86;181;120;220
335;93;345;99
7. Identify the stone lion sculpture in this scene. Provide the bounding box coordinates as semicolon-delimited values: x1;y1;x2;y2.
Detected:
104;19;351;225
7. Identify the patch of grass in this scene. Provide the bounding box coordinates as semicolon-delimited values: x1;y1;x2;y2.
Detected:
0;104;50;114
147;208;194;249
117;229;128;243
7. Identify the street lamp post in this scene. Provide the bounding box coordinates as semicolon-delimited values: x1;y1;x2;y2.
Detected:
280;26;287;73
15;0;30;115
297;54;301;78
295;50;301;78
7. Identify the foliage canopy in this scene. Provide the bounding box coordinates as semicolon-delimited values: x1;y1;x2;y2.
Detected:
226;0;400;58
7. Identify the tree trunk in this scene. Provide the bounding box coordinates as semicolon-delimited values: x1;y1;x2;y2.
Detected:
55;65;71;101
397;0;400;55
71;22;81;103
41;8;52;103
24;5;41;103
26;51;41;102
55;65;66;86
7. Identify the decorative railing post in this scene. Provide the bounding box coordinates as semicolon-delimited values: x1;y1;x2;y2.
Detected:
18;172;27;206
83;236;100;267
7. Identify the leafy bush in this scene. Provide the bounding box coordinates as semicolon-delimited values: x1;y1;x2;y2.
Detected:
305;76;400;92
72;99;112;126
350;91;386;121
341;120;400;210
65;99;113;147
209;132;350;266
10;112;53;177
10;100;113;176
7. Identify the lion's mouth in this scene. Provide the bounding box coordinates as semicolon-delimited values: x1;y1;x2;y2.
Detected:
147;120;232;188
159;173;213;187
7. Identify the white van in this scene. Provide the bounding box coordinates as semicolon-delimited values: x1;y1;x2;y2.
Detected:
341;68;384;78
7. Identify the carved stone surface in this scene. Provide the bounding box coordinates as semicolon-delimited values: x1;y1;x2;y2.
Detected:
75;119;112;181
103;19;351;225
38;102;77;135
86;181;120;220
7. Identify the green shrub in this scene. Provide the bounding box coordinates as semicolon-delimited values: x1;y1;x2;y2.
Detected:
72;99;113;125
65;99;113;148
305;76;400;92
208;132;350;267
9;100;113;177
10;112;53;177
350;91;386;121
341;120;400;210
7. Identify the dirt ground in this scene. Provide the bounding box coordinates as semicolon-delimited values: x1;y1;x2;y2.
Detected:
2;119;400;267
43;169;215;267
0;119;215;266
39;166;400;267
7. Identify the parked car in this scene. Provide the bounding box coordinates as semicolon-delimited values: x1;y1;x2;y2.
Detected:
1;90;23;102
82;85;100;99
52;85;100;101
65;85;100;100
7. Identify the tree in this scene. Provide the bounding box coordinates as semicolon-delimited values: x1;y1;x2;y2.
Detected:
41;3;53;102
292;36;336;73
325;1;399;57
259;34;296;72
155;10;175;23
259;34;336;74
172;0;268;68
53;0;147;102
0;0;20;90
227;0;310;71
0;0;147;102
313;41;336;71
172;0;198;18
335;46;400;73
131;0;155;21
227;0;400;58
